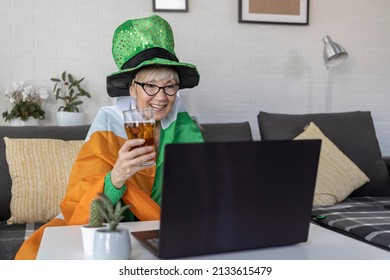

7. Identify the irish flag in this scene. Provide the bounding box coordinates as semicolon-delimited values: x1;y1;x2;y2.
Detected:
80;95;204;212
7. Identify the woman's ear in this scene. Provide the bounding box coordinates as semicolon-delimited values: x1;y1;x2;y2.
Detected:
129;83;137;99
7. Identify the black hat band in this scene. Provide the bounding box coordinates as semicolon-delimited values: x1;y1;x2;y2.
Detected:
121;47;179;70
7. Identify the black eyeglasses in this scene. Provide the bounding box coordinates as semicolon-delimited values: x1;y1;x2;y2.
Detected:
134;81;180;97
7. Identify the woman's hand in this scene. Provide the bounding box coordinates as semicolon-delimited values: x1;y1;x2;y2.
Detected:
110;138;156;188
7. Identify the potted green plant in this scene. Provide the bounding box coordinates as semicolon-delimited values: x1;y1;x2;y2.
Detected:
50;71;91;126
80;197;107;255
92;193;131;260
2;81;48;126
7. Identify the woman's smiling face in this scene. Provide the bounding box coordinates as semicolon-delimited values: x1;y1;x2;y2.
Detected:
130;66;179;121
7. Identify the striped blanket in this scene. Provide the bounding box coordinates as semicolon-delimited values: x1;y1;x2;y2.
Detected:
312;196;390;252
0;221;44;259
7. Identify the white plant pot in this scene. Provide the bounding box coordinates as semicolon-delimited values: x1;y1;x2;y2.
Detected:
9;118;40;126
81;225;106;255
93;227;131;260
56;111;84;126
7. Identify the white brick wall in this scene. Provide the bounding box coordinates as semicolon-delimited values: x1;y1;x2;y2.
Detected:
1;0;390;154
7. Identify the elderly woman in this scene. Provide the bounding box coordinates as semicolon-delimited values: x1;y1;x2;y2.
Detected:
16;14;203;259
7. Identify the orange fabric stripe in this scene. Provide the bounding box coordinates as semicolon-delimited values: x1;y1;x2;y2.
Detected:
15;218;66;260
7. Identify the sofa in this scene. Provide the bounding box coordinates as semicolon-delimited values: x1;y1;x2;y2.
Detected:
257;111;390;252
0;122;253;260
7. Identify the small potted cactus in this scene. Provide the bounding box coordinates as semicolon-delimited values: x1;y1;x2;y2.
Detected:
81;197;107;255
88;198;105;228
93;193;132;260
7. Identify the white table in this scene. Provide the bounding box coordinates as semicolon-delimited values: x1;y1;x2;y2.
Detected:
36;221;390;260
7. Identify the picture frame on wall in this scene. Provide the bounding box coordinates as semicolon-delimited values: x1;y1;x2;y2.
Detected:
153;0;188;12
239;0;309;25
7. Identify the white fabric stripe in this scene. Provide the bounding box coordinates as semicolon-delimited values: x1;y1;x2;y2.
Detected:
321;211;390;217
365;230;390;242
24;223;35;240
329;216;390;227
345;222;390;231
161;96;186;130
314;205;354;211
314;197;390;210
85;97;130;142
55;212;64;220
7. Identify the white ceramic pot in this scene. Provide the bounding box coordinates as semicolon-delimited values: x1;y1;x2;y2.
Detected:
81;225;106;255
9;118;40;126
93;227;131;260
56;111;84;126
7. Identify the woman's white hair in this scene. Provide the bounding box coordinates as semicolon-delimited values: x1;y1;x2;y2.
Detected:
133;65;179;84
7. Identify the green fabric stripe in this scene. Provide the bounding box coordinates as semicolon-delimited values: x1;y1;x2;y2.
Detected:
103;171;127;204
151;112;204;205
103;171;135;221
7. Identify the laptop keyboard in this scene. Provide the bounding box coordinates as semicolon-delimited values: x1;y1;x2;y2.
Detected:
147;237;160;250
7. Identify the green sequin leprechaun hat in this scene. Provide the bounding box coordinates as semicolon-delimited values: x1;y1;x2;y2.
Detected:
106;14;200;97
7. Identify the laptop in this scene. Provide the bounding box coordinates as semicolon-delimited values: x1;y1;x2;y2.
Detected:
131;140;321;259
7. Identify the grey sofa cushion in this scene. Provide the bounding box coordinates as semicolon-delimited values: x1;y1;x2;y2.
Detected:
200;122;253;142
258;111;390;197
0;125;90;221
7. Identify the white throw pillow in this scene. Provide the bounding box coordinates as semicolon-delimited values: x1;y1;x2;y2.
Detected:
4;137;83;224
294;122;370;206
